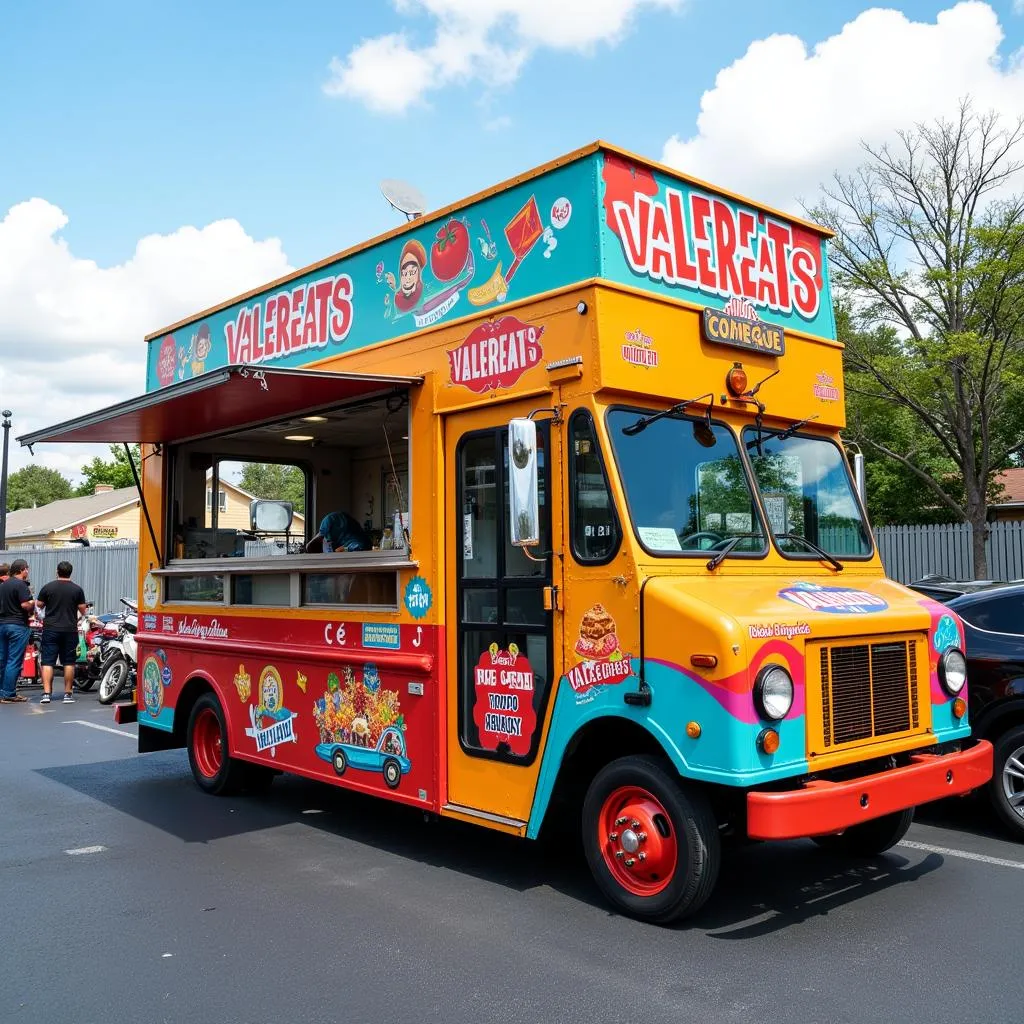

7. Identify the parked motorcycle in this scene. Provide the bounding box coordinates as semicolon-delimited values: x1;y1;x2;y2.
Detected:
97;598;138;704
73;609;119;692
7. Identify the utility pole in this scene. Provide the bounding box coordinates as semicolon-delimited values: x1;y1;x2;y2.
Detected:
0;410;11;550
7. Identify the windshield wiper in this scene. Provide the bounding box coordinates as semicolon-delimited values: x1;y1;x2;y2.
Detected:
746;415;820;449
706;536;742;571
622;393;715;437
778;532;844;572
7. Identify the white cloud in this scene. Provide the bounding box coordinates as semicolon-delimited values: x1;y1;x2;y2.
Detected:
325;0;682;113
662;2;1024;213
0;199;291;482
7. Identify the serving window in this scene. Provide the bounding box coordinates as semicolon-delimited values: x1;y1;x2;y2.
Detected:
157;390;413;608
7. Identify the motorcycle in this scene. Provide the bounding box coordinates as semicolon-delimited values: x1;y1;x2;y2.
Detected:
73;610;119;692
97;598;138;705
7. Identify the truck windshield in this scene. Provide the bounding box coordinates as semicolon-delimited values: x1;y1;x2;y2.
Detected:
607;409;766;557
742;429;872;558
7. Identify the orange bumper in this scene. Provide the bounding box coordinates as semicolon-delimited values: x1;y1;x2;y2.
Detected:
746;741;993;840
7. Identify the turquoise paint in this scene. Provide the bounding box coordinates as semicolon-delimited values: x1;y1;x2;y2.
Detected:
140;709;174;733
146;158;601;391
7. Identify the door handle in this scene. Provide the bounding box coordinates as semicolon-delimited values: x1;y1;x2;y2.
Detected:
543;586;561;612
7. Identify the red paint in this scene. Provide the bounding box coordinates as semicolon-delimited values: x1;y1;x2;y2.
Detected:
430;219;471;282
598;786;678;896
447;316;544;393
747;741;993;840
471;645;537;757
156;336;177;386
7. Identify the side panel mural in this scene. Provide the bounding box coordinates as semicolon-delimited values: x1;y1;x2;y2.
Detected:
145;160;599;391
136;614;437;807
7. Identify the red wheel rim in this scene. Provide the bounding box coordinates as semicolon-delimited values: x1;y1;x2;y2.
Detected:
598;785;678;897
193;707;224;779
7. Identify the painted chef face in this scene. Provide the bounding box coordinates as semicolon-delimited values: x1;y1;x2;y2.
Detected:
400;258;421;298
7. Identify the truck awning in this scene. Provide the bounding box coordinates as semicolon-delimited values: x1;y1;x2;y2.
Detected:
18;365;423;446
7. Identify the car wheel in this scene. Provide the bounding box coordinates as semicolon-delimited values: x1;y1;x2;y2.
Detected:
581;755;720;924
331;748;347;776
187;693;245;796
383;758;402;789
812;808;914;856
989;725;1024;840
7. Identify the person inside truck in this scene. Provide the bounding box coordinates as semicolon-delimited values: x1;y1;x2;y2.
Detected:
305;510;372;553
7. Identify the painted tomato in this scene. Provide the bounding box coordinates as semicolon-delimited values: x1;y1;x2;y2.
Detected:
430;219;470;282
156;336;177;387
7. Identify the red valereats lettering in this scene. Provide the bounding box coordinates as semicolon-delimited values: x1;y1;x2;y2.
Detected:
472;644;537;756
225;273;354;365
448;316;544;393
603;159;823;321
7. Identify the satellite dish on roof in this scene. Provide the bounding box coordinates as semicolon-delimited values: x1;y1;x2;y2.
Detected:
380;179;428;221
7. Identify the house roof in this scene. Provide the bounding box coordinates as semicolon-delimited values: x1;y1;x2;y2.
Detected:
3;486;140;540
994;468;1024;504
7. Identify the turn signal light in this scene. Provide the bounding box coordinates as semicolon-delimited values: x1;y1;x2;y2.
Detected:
758;728;780;754
726;362;748;397
686;721;702;739
952;697;967;719
690;653;718;668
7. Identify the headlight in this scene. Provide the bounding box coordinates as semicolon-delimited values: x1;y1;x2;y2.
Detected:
754;664;794;720
938;648;967;695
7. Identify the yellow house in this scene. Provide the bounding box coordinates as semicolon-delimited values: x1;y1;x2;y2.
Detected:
3;485;142;548
4;476;304;549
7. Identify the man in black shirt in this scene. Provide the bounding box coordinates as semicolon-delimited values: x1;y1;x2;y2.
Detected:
0;559;34;703
36;561;88;705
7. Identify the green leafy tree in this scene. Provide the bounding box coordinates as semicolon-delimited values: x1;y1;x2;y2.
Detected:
76;445;142;495
7;465;73;511
238;463;305;514
814;103;1024;577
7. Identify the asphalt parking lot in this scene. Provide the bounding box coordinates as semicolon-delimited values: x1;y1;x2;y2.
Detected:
2;684;1022;1024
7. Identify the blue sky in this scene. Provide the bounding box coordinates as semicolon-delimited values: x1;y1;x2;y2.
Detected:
3;0;1020;271
1;0;1023;478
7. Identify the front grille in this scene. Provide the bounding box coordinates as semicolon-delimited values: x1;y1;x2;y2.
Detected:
817;639;920;749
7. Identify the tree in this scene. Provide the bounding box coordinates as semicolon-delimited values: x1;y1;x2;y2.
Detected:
76;445;142;495
238;463;306;514
7;465;73;511
814;103;1024;577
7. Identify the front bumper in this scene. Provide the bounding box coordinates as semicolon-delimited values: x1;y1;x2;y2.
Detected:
746;740;993;840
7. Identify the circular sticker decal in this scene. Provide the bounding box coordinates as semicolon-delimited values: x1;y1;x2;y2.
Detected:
404;576;432;619
933;614;961;653
142;656;164;717
142;572;159;610
550;197;572;229
778;581;888;615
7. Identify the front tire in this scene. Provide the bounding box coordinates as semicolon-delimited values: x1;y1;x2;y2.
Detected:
812;808;914;856
989;726;1024;839
97;656;129;704
187;693;245;795
582;755;720;924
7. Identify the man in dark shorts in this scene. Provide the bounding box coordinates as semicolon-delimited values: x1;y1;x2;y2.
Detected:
36;561;88;705
0;559;34;703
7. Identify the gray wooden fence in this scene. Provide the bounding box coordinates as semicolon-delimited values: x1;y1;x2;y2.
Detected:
0;543;138;615
874;522;1024;584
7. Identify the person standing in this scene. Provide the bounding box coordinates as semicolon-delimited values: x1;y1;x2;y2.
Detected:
0;559;34;703
36;561;87;704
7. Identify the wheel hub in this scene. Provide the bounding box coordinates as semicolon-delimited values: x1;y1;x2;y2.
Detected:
1002;743;1024;819
599;787;678;897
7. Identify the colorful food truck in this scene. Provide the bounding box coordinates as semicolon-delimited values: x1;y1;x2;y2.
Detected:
23;143;992;923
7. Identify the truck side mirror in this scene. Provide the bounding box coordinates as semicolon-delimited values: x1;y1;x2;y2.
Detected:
508;418;540;547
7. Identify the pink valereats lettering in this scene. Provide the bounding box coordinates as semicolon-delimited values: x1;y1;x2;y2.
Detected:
224;273;354;366
472;644;537;756
602;156;823;321
448;316;544;392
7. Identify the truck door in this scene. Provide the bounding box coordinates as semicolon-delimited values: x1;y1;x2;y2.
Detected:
444;402;564;827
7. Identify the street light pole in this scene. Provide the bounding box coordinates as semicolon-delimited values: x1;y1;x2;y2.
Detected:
0;410;11;550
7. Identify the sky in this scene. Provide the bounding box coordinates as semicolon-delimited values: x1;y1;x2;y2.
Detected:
1;0;1023;481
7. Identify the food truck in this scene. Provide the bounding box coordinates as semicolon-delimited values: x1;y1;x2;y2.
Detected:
22;142;992;924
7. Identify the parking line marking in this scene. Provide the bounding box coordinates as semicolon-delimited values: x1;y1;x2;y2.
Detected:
65;845;107;855
63;720;136;739
899;839;1024;870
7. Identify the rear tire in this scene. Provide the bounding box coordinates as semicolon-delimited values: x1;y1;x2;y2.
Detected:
582;755;720;924
812;808;914;856
97;656;129;704
989;725;1024;840
187;693;245;795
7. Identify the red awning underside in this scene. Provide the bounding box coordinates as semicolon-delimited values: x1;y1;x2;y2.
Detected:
19;366;422;446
